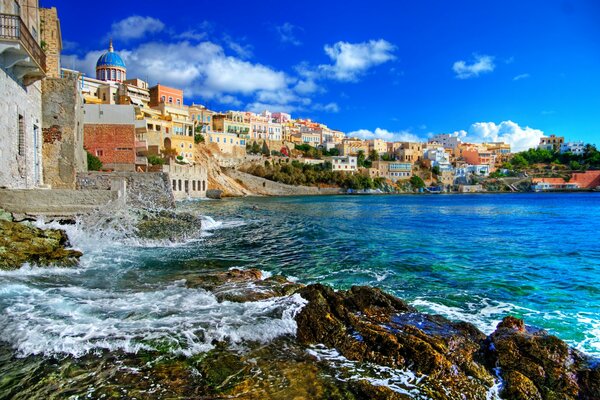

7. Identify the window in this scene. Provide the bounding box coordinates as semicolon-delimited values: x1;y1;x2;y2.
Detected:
172;180;177;191
184;180;189;193
161;96;166;103
202;180;206;191
156;126;161;132
178;179;182;191
111;70;116;80
176;99;181;105
96;149;104;157
193;181;196;191
18;114;24;156
168;97;173;103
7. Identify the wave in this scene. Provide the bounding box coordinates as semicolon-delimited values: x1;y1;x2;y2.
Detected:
0;281;306;358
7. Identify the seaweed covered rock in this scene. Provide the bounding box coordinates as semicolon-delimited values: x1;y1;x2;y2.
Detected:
0;220;82;270
136;210;201;241
185;268;304;302
295;284;495;399
488;316;600;400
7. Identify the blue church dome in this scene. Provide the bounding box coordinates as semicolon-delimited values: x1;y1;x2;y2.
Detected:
96;41;126;69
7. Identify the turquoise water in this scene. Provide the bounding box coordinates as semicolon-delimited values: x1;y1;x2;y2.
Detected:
0;192;599;368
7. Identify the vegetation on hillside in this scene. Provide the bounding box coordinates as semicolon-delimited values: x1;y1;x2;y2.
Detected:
506;145;600;171
243;160;383;190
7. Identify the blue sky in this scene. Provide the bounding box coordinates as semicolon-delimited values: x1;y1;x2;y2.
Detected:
44;0;600;150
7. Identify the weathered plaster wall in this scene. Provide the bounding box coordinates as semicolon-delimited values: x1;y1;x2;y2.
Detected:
0;69;43;189
42;76;87;188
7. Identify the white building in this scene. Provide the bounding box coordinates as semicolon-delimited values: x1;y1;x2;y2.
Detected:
560;141;585;156
455;165;490;179
331;156;358;172
0;2;46;188
429;134;462;149
424;147;453;171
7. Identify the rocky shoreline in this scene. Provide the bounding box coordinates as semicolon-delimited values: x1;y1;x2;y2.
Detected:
1;215;598;398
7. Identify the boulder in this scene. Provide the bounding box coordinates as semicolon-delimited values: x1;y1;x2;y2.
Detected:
0;220;82;270
488;316;600;400
135;210;201;241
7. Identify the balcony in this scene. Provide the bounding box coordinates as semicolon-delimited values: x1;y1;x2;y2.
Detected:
0;13;46;85
135;156;148;166
135;139;148;154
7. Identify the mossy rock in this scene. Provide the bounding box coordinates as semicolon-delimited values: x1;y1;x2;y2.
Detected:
0;220;82;270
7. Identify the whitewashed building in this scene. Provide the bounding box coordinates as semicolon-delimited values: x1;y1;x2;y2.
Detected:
331;156;358;172
560;141;585;156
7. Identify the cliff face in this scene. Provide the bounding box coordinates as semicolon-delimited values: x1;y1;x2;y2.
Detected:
193;145;342;197
193;144;253;197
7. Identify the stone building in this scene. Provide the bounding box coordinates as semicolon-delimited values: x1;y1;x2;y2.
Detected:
39;7;61;78
0;0;46;189
42;75;87;188
163;163;207;200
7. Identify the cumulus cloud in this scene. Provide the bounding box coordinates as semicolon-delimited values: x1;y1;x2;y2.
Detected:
319;39;396;81
513;73;530;81
452;54;495;79
347;128;421;142
109;16;164;41
447;121;544;152
275;23;302;46
313;102;340;113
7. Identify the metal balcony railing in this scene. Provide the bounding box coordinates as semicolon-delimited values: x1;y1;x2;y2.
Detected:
0;13;46;72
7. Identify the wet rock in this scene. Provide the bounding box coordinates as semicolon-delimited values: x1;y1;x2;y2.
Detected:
0;208;13;222
135;210;201;240
0;220;82;270
295;284;495;399
185;269;304;302
488;315;600;400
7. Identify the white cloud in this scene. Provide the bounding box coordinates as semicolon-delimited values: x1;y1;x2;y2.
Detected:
313;102;340;113
447;121;543;152
513;73;530;81
275;23;302;46
347;128;421;142
319;39;396;81
109;16;164;41
452;54;495;79
223;35;253;59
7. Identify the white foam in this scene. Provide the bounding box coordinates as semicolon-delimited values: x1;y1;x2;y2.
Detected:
307;345;428;398
0;281;307;358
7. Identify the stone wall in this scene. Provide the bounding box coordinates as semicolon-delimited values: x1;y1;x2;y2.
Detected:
0;189;116;216
42;76;87;189
39;7;62;78
77;171;175;209
0;69;43;189
225;170;343;197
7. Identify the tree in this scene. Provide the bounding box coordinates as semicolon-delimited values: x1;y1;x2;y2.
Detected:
86;151;103;171
194;133;204;144
432;165;441;176
368;149;379;162
262;141;270;156
510;154;529;169
410;175;425;189
250;141;261;154
357;150;366;167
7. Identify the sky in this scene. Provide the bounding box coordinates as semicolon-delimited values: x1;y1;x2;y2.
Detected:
44;0;600;151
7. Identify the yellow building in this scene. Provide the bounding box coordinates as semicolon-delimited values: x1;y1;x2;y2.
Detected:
337;138;369;156
206;132;247;156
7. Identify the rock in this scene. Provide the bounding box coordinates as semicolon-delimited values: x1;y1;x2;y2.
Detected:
0;208;13;222
0;220;82;270
295;284;495;399
135;210;201;241
206;189;222;199
488;315;599;400
185;269;304;302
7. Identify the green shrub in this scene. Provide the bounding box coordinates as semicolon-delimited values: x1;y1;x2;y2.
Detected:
86;151;102;171
147;155;165;166
194;134;204;144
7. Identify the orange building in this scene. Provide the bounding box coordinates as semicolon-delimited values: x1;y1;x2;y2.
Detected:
149;84;184;107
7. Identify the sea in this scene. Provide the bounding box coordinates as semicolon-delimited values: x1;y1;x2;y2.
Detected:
0;193;599;398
